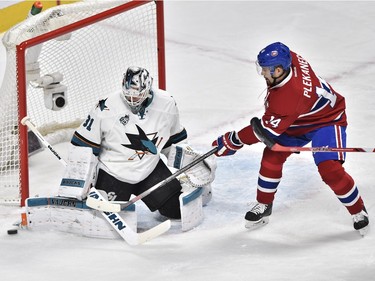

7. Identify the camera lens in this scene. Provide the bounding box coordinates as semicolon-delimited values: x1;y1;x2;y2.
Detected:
55;95;66;108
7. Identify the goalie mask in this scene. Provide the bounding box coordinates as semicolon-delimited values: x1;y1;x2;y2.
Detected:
122;66;153;114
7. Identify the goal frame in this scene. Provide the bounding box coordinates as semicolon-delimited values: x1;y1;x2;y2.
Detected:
15;0;166;206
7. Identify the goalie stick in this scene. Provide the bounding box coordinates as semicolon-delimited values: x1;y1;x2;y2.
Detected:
21;116;68;167
86;147;218;213
87;187;171;245
250;117;375;153
21;116;170;245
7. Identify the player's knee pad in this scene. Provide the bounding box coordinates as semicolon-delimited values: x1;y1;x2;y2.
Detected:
318;160;355;193
318;160;346;185
262;148;291;166
260;148;291;178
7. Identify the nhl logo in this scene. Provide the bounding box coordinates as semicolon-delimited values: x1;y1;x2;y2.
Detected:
120;114;130;126
271;50;278;57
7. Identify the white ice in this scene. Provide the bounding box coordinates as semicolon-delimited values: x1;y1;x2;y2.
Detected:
1;1;375;281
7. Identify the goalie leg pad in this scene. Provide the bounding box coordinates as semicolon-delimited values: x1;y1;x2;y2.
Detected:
25;196;137;239
179;188;204;232
201;183;212;206
58;144;98;200
179;174;212;206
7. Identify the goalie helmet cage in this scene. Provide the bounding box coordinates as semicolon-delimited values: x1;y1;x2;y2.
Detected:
0;0;166;206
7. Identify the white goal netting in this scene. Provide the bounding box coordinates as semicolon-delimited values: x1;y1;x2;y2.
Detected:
0;0;163;204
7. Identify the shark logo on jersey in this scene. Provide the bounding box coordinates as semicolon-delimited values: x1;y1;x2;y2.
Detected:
122;125;162;160
119;114;130;126
96;98;109;111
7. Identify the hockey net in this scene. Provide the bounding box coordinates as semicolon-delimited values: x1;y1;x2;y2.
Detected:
0;0;165;205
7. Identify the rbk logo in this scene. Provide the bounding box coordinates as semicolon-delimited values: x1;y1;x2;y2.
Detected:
122;125;162;160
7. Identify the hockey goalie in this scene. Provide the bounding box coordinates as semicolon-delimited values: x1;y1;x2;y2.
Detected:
26;66;216;239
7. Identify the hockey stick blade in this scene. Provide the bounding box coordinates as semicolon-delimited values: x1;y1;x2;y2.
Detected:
88;187;171;245
87;147;218;212
86;196;126;213
137;220;172;244
250;117;375;153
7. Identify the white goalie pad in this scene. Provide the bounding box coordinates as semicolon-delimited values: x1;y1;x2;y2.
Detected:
25;197;137;239
58;144;98;200
201;183;212;206
179;188;204;232
168;144;217;187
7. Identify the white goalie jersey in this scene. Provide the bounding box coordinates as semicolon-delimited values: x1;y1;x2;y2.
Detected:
71;89;187;184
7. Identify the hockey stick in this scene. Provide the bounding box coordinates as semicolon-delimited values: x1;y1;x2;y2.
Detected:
86;147;218;213
21;116;170;245
250;117;375;153
87;187;170;245
21;116;68;167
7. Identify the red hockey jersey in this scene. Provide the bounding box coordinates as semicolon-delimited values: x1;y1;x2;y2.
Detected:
261;51;347;137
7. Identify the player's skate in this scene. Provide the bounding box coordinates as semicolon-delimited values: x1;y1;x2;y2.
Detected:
245;202;273;229
352;207;369;236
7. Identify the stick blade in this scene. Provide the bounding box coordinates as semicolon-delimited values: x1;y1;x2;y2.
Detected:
86;196;122;212
137;220;171;244
87;187;171;245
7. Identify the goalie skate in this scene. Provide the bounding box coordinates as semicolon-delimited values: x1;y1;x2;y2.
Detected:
244;202;273;230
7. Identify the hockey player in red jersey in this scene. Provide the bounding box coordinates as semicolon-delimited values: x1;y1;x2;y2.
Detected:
212;42;369;235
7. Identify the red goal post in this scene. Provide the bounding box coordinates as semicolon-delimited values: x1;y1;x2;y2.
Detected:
0;0;166;206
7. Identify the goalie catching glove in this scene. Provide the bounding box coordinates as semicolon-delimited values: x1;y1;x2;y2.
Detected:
167;144;216;187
